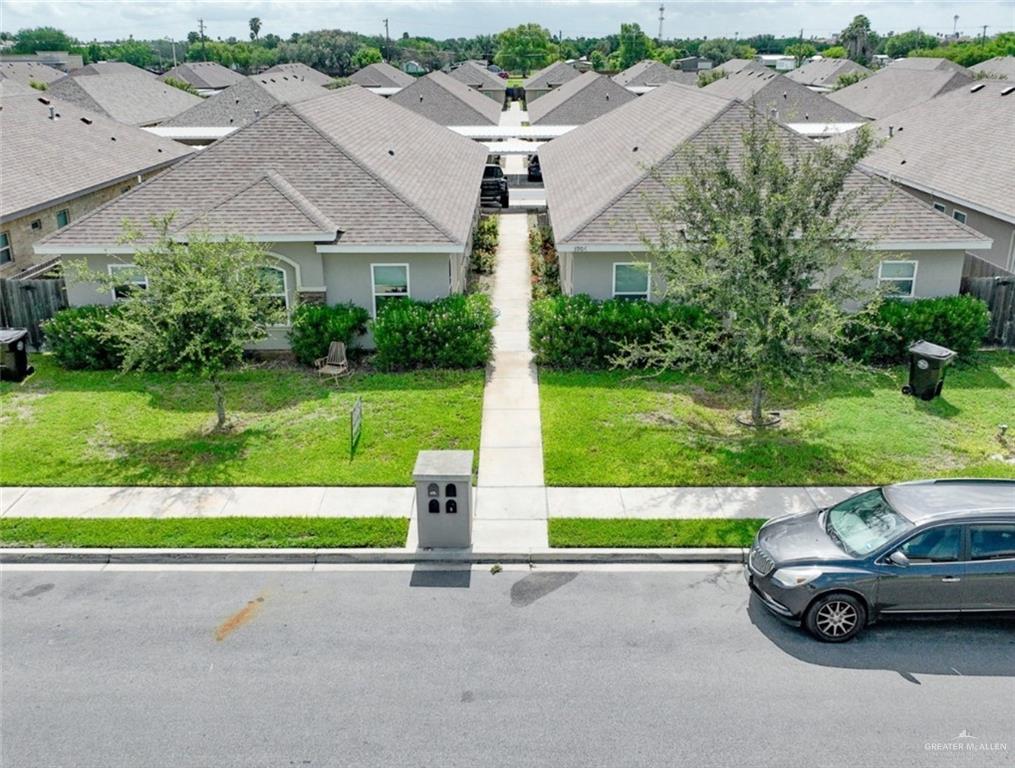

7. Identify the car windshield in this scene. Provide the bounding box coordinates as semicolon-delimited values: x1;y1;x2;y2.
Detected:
825;489;913;557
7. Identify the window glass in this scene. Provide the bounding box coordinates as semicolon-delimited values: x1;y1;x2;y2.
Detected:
0;232;12;265
825;489;913;557
56;209;70;228
970;525;1015;561
108;264;147;299
614;263;650;299
258;266;288;320
372;264;409;316
900;526;962;563
932;202;946;213
952;210;967;224
879;261;916;298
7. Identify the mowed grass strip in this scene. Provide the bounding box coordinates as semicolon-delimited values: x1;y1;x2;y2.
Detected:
549;518;765;548
0;517;409;549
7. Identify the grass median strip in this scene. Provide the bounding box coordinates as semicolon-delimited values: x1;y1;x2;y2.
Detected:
0;517;409;549
548;518;765;548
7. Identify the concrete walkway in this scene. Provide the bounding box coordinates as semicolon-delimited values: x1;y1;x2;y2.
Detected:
498;100;528;127
474;212;548;550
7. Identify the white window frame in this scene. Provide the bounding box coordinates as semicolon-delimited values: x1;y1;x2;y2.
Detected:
0;231;13;265
612;262;651;300
370;263;410;317
932;202;946;213
952;209;968;224
878;259;918;299
259;265;290;326
108;263;148;301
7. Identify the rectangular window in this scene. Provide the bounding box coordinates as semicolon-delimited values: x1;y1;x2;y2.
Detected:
371;263;410;317
258;266;289;324
878;260;917;298
108;263;147;300
952;209;967;224
970;525;1015;561
56;209;70;228
932;202;946;213
0;232;12;265
613;262;650;300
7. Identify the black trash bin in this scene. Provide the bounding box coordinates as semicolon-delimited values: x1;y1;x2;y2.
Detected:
0;328;34;382
902;340;955;401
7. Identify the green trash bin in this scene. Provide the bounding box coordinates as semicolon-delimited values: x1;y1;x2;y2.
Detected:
902;340;955;401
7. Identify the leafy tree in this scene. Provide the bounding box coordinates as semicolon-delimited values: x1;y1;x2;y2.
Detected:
834;70;869;89
696;68;727;87
494;23;554;75
617;22;652;69
698;38;755;64
277;29;362;74
351;45;383;69
785;42;816;66
589;49;606;71
106;38;154;68
163;76;198;95
249;17;262;41
840;15;877;65
12;26;78;54
92;219;284;431
614;118;881;426
822;45;847;58
882;29;938;59
908;31;1015;67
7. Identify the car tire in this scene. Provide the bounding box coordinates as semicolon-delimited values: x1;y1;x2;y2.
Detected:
804;593;867;643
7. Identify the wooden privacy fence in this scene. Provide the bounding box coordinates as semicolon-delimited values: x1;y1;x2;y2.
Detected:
962;275;1015;349
0;278;67;350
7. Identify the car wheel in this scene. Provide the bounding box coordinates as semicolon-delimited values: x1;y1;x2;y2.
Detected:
805;593;866;642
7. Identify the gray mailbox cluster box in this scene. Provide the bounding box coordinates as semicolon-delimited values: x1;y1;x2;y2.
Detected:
413;450;473;548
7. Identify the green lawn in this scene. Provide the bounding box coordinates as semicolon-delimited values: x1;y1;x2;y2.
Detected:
0;357;483;486
549;518;764;548
0;517;408;548
541;352;1015;486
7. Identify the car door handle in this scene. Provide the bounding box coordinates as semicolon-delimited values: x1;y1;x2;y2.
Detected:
941;577;962;583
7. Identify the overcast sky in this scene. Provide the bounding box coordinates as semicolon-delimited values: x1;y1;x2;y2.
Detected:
2;1;1012;43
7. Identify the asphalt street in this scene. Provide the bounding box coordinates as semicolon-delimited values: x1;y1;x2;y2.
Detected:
2;564;1013;768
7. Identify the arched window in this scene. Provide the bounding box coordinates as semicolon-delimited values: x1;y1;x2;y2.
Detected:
427;483;439;498
445;483;457;498
428;499;440;514
445;500;457;514
258;265;289;324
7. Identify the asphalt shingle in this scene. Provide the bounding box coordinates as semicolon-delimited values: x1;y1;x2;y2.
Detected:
704;68;864;123
524;62;581;94
47;71;203;126
162;75;329;128
827;67;971;119
261;62;333;87
348;61;414;88
160;61;245;90
0;60;65;85
389;71;502;125
612;60;698;87
970;56;1015;80
447;61;507;94
528;72;636;125
785;58;872;89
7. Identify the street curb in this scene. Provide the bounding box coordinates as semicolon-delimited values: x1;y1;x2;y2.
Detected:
0;547;747;565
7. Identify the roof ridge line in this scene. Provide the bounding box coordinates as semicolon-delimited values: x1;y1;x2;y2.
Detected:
261;171;340;233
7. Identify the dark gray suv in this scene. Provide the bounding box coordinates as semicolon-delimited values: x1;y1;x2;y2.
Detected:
747;480;1015;642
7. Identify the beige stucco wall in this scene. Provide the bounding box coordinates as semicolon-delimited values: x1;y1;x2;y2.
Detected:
2;168;167;277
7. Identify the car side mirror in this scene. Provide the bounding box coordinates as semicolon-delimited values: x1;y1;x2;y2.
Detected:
888;550;910;567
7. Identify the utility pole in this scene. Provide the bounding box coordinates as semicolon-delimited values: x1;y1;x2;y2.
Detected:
558;29;563;61
658;4;665;42
382;18;390;61
980;24;988;43
198;18;207;62
953;15;959;37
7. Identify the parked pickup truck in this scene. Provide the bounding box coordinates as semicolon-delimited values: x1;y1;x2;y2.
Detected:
481;164;509;208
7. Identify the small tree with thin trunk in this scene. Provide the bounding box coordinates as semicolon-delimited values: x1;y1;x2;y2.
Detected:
614;116;884;426
89;218;283;431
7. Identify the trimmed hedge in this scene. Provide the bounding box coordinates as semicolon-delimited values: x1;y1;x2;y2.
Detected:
471;215;499;274
41;305;123;370
371;293;495;370
530;294;704;368
850;295;990;364
529;223;560;299
287;302;370;366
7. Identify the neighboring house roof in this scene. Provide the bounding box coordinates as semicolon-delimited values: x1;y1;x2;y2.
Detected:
712;58;768;74
71;61;155;77
856;80;1015;223
47;72;203;125
524;62;581;93
785;58;872;88
389;71;502;125
612;59;698;87
827;67;971;119
0;77;39;96
703;68;864;123
539;83;986;250
528;72;636;125
0;90;192;222
970;56;1015;80
160;61;245;90
0;60;65;85
448;60;507;93
890;57;970;74
348;61;414;88
261;62;333;87
161;75;328;128
36;86;487;251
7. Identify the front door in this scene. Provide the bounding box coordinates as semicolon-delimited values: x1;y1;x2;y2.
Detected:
963;523;1015;611
877;525;966;613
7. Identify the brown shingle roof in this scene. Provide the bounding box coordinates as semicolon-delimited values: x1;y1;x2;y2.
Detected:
703;68;864;123
37;86;487;250
47;71;203;125
528;72;636;125
539;83;985;249
0;91;192;222
348;61;414;88
160;61;245;90
389;71;502;125
827;67;971;119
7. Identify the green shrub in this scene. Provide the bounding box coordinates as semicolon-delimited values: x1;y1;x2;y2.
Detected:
849;295;990;364
163;76;198;95
529;223;560;298
530;294;704;368
371;294;495;370
471;215;498;274
41;305;123;370
287;302;370;366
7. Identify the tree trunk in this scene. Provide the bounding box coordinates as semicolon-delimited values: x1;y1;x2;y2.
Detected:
213;376;226;431
751;379;765;426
